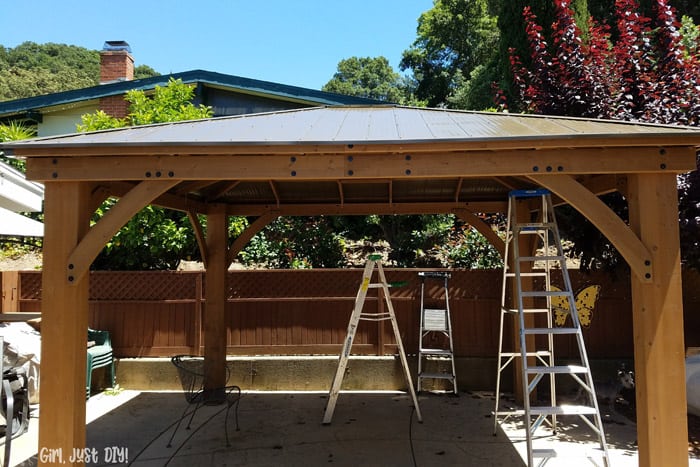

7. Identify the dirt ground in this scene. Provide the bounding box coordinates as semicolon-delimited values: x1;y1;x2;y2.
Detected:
0;251;42;271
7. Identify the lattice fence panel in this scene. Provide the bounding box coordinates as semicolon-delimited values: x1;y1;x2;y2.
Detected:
90;271;198;300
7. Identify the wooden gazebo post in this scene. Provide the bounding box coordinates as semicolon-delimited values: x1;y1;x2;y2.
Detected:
628;173;688;467
204;205;228;392
38;181;91;463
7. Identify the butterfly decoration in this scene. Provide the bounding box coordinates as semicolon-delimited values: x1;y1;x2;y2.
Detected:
551;284;601;328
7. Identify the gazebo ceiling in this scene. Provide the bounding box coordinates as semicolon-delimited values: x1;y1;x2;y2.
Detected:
3;105;699;217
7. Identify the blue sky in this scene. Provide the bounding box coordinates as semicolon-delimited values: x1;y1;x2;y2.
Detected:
2;0;434;90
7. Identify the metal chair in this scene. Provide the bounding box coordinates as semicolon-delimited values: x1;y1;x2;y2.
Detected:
167;355;241;448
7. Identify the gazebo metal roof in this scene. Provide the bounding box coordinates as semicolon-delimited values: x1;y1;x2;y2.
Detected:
7;105;700;147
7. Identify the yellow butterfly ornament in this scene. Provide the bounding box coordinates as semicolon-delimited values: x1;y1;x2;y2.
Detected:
551;285;601;328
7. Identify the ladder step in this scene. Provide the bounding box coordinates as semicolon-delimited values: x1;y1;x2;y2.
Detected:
419;372;455;380
418;271;451;279
509;188;550;198
505;272;548;278
502;307;551;314
514;223;556;231
523;327;578;335
521;290;570;298
533;448;557;459
526;365;588;374
420;348;453;356
494;409;526;416
518;255;566;262
529;405;598;416
500;351;551;358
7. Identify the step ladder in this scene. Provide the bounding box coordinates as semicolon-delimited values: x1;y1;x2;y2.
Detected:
416;271;457;394
492;189;610;467
322;254;422;424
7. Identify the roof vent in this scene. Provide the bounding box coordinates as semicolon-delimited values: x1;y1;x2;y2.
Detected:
102;41;132;53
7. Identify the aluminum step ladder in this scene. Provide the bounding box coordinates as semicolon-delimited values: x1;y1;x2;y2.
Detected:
492;189;610;467
416;271;457;394
322;254;422;424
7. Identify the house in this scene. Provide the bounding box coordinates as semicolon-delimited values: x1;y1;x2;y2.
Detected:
0;41;381;137
0;40;377;236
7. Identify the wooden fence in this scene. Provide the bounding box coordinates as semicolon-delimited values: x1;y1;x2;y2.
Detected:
2;268;699;359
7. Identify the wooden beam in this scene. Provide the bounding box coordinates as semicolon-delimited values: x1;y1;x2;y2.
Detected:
38;182;91;467
528;174;652;283
226;201;508;216
227;212;279;266
453;208;505;257
66;180;178;283
25;146;696;181
187;210;207;269
204;205;228;393
627;173;688;467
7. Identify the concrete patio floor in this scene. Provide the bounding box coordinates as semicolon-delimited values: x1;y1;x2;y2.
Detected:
5;389;700;466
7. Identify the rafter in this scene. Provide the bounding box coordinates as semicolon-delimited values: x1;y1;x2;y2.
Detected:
66;180;179;284
453;208;505;257
528;174;652;282
227;212;279;266
187;210;207;269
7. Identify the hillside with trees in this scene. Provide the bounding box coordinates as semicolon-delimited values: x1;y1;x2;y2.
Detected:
0;42;158;101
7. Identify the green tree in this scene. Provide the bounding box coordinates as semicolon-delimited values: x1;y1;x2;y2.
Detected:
399;0;499;107
78;78;212;131
78;79;213;270
241;217;345;269
134;64;160;80
322;56;425;105
323;56;403;102
0;121;35;171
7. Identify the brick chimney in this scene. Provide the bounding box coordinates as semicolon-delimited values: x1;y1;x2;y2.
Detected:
100;41;134;84
99;41;134;118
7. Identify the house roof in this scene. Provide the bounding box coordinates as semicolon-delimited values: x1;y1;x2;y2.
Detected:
0;70;381;120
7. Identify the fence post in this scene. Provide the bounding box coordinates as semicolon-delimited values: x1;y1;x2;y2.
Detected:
193;272;203;356
1;271;19;313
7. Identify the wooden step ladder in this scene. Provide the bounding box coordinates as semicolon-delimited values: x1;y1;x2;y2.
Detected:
416;271;457;394
493;189;610;467
322;254;422;424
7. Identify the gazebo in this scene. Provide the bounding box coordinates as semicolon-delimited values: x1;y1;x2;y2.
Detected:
2;105;699;466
